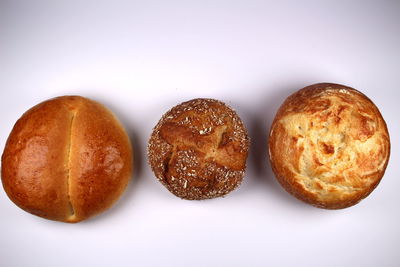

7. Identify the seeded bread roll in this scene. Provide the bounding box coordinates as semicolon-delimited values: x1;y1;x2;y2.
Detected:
269;83;390;209
148;98;249;200
1;96;133;222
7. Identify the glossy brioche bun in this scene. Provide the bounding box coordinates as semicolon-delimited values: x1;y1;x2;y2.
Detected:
269;83;390;209
148;98;249;200
1;96;133;222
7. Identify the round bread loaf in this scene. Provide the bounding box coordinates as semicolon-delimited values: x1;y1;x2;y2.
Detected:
269;83;390;209
1;96;133;222
148;98;249;200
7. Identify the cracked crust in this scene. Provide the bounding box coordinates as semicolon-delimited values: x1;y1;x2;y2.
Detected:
1;96;133;222
268;83;390;209
148;98;249;200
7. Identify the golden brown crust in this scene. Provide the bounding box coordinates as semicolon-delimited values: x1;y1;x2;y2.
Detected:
268;83;390;209
148;98;249;200
1;97;74;221
68;98;133;222
1;96;133;222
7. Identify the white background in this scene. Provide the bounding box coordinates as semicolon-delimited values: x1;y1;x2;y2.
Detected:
0;1;399;266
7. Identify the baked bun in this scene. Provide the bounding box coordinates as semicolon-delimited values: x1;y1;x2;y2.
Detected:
148;98;249;200
1;96;133;222
269;83;390;209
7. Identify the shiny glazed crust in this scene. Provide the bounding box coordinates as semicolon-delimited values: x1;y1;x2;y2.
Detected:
148;98;249;200
269;83;390;209
1;96;133;222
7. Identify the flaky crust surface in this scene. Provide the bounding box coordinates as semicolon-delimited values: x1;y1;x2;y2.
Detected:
148;98;249;200
269;83;390;209
1;96;133;222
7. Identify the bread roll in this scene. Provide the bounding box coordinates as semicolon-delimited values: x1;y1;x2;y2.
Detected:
269;83;390;209
148;98;249;200
1;96;133;222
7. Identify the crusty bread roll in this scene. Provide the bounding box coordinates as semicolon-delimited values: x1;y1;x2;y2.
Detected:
148;98;249;200
269;83;390;209
1;96;133;222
